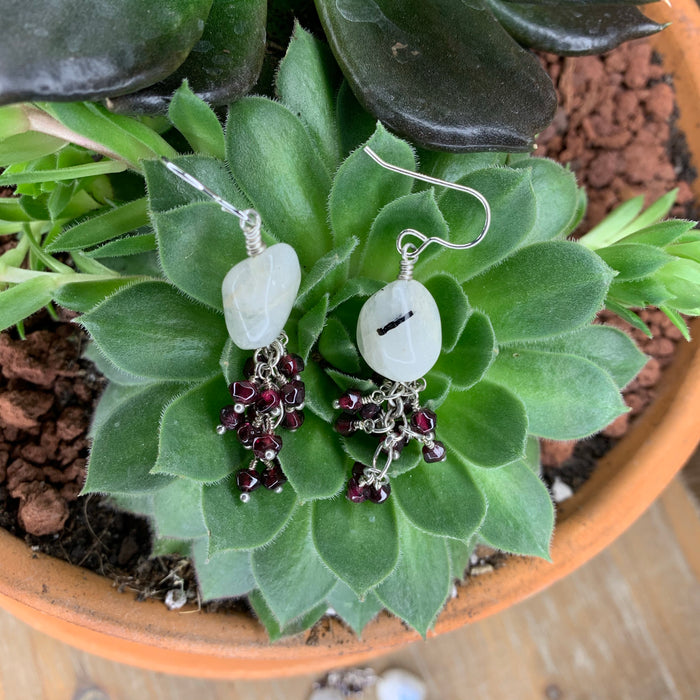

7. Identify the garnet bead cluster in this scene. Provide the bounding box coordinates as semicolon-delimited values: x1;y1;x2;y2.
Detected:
216;340;305;502
334;381;446;505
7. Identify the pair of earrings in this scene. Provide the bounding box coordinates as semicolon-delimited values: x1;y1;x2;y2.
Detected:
162;148;490;505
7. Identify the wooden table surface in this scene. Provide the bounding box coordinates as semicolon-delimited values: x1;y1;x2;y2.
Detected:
1;461;699;700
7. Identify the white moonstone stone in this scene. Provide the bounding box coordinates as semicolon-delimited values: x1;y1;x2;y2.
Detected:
221;243;301;349
357;279;442;382
376;669;427;700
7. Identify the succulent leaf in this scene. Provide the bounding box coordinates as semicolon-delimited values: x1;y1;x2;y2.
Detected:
326;582;383;636
191;538;256;602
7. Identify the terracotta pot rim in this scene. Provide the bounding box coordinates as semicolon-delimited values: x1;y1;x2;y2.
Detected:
2;0;700;678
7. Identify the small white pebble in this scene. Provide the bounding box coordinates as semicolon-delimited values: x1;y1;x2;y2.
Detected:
469;554;479;565
470;564;494;576
164;588;187;610
325;607;338;617
450;584;458;599
551;477;573;503
376;669;426;700
308;689;344;700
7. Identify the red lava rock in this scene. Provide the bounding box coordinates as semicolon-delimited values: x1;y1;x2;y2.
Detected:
645;82;675;122
0;450;8;481
540;439;577;468
623;43;653;89
587;151;620;188
60;481;83;502
644;337;676;358
637;357;662;388
6;458;44;497
20;443;49;465
17;483;69;536
0;331;75;388
0;390;53;430
603;413;630;438
56;406;86;442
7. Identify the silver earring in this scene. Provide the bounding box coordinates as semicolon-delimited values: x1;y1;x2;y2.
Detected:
162;160;306;502
334;147;491;504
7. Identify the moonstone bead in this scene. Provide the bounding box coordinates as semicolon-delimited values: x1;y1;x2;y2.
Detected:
357;279;442;382
221;243;301;349
376;669;426;700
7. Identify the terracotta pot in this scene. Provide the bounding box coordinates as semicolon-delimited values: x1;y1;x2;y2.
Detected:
2;0;700;679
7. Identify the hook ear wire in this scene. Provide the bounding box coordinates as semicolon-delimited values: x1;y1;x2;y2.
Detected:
363;147;491;259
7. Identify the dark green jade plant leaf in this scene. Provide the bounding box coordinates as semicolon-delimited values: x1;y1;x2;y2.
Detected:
1;27;695;641
0;0;266;114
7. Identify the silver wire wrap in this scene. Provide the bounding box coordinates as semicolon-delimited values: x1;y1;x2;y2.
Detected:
363;147;491;279
161;158;266;257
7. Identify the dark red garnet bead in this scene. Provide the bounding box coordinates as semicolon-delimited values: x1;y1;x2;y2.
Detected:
352;461;368;480
359;402;381;419
423;440;447;463
281;380;305;407
262;461;287;490
236;422;259;448
279;353;305;377
334;413;357;436
236;468;261;492
283;410;305;431
368;482;391;504
346;477;368;503
219;405;242;431
256;388;281;413
411;408;437;435
338;389;363;413
253;433;283;460
229;381;258;405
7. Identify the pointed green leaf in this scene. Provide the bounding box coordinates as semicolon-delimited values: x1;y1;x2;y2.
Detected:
0;160;126;186
152;478;208;539
219;338;248;385
511;158;581;243
226;97;332;268
296;236;358;312
330;124;415;266
435;311;496;390
318;317;361;374
605;299;652;337
312;496;399;596
488;347;627;439
84;343;153;387
419;151;508;185
46;199;149;252
298;293;330;362
88;383;148;438
597;243;672;280
440;380;528;467
327;582;383;636
191;537;255;602
203;475;296;552
392;458;486;541
447;538;474;581
281;410;347;500
469;459;554;559
336;80;376;157
422;370;452;410
329;277;384;310
523;325;647;389
85;232;156;259
578;195;645;250
463;241;613;342
155;376;244;482
84;383;180;494
109;492;155;519
248;590;326;642
301;361;338;423
424;274;471;353
81;280;228;380
359;189;447;282
375;513;450;636
0;275;61;331
53;276;143;313
168;81;225;160
0;132;67;168
252;506;336;627
276;23;342;172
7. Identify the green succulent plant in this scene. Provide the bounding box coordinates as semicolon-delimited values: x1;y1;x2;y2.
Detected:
0;0;665;151
3;27;696;639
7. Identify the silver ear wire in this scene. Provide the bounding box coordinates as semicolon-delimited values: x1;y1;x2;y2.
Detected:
363;147;491;268
161;157;265;257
